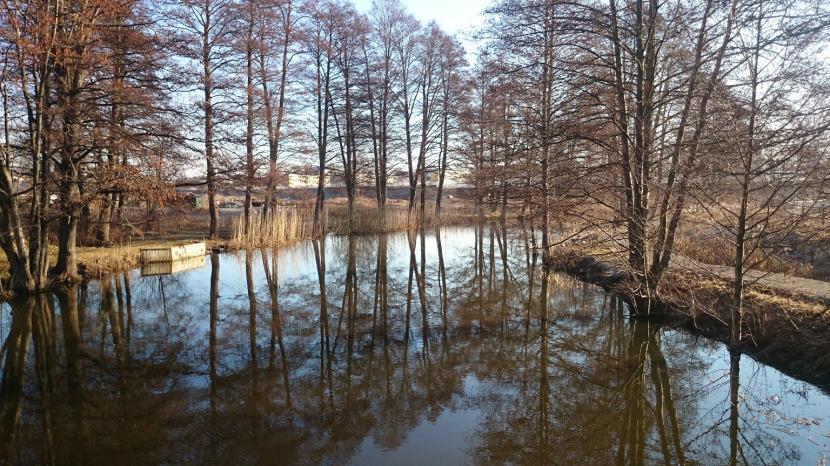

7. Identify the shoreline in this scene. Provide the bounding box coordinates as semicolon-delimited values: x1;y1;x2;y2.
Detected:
552;252;830;392
3;220;829;395
0;203;487;299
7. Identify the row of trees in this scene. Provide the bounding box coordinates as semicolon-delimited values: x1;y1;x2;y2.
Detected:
2;0;829;324
467;0;830;334
0;0;468;291
1;0;181;290
296;0;466;229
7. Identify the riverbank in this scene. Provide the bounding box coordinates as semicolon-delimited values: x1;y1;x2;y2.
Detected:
0;199;489;298
551;250;830;390
0;232;211;298
5;211;828;392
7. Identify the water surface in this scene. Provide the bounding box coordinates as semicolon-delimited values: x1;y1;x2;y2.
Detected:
1;227;828;465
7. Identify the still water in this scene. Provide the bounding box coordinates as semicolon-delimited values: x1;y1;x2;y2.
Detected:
1;227;828;465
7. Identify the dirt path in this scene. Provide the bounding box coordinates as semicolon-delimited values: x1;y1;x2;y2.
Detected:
672;254;830;306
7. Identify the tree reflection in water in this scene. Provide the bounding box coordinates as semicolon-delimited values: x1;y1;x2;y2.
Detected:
0;226;827;464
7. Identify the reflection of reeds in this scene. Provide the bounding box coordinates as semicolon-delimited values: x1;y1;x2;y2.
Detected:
230;207;314;248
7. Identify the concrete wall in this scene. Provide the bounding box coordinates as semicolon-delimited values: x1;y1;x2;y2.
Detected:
140;242;206;263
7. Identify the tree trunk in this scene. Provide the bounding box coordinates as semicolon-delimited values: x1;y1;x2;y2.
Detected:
313;34;332;234
435;84;450;219
261;1;291;220
54;175;80;282
244;0;255;235
203;0;218;240
98;191;113;244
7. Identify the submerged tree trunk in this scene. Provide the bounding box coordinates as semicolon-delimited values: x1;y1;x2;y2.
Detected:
0;296;34;460
728;350;741;466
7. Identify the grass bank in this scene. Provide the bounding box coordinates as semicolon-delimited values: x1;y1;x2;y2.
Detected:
550;248;830;391
0;232;212;294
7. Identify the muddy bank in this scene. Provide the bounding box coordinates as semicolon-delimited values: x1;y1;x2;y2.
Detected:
553;254;830;393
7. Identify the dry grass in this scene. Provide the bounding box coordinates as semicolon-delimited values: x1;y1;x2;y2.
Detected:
322;198;485;234
551;247;830;385
0;237;213;284
548;216;820;280
76;243;144;278
674;224;814;278
77;238;222;278
229;207;315;249
655;267;830;384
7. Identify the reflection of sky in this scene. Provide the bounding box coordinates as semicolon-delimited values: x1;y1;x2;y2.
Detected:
695;342;830;464
121;227;830;464
119;228;481;381
349;374;485;466
5;227;828;464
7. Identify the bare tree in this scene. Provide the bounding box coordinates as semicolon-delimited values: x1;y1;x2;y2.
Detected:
389;7;420;214
435;33;466;218
695;0;830;343
0;0;57;290
242;0;257;234
302;0;337;232
363;0;405;219
259;0;295;219
168;0;236;239
330;3;369;228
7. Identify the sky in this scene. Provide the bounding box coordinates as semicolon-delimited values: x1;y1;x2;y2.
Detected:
351;0;492;56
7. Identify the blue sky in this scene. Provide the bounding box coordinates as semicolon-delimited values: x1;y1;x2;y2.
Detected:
351;0;491;47
352;0;491;63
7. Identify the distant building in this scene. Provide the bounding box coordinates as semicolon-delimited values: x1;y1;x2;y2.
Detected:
387;173;409;187
386;171;469;188
184;193;207;209
288;173;328;188
441;171;470;188
278;166;469;189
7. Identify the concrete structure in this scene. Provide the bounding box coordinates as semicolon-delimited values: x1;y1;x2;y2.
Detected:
140;242;206;263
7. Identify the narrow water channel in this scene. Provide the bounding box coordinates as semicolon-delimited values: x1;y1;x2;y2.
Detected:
1;226;828;465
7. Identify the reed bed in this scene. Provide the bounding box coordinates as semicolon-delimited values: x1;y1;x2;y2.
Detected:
327;205;414;234
228;201;488;250
325;202;484;234
230;207;316;248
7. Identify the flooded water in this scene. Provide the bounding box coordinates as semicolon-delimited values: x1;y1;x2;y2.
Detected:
1;227;829;465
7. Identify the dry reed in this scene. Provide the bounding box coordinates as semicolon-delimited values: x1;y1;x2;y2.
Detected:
325;202;484;234
230;207;315;248
327;206;414;234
